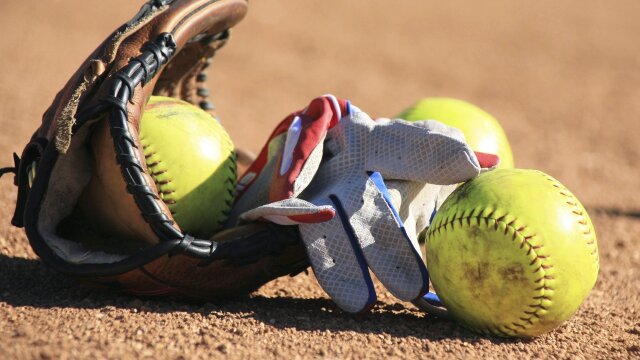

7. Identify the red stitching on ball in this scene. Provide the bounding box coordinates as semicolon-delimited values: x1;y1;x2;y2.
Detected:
426;207;553;336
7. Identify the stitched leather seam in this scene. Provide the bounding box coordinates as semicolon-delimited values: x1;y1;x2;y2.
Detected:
218;135;237;226
542;173;599;263
141;140;177;215
140;130;236;225
103;32;184;245
426;208;553;337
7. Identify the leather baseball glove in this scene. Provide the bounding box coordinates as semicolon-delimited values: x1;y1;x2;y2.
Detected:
1;0;499;311
0;0;308;299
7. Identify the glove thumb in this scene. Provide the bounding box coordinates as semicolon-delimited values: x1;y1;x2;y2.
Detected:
240;198;335;225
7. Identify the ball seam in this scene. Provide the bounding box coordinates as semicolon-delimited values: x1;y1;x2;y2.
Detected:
140;124;237;233
541;172;599;265
218;135;237;227
141;140;178;215
426;208;554;337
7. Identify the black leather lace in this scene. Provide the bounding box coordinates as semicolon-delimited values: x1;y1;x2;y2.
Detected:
89;32;301;262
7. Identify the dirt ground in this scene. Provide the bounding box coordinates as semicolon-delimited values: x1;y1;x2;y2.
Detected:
1;0;639;358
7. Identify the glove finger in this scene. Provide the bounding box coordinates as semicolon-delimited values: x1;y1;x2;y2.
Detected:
231;95;348;225
475;151;501;169
346;172;429;301
239;198;335;225
299;199;377;314
363;116;481;184
391;118;466;142
271;94;349;199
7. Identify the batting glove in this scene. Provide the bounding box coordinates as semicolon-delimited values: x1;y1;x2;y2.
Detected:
230;95;496;313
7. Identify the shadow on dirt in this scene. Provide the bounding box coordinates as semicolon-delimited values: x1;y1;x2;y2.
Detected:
0;253;525;343
588;206;640;219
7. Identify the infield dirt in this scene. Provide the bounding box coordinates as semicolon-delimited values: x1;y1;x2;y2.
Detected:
0;1;638;359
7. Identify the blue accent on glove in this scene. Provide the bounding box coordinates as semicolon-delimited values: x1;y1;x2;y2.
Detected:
423;291;443;306
368;171;430;298
368;171;404;227
329;194;377;311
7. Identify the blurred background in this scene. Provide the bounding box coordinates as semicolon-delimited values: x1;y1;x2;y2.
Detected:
1;0;638;213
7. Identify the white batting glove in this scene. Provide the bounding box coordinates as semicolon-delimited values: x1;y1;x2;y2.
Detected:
230;95;495;313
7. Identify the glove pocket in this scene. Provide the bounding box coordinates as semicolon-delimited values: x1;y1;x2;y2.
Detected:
8;0;311;300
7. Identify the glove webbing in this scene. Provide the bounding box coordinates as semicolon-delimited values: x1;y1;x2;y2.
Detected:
100;33;193;249
86;33;301;265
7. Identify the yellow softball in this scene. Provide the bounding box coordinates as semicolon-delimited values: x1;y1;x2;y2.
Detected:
425;169;599;337
140;96;237;238
395;97;514;168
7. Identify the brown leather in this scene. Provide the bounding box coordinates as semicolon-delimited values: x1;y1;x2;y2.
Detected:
78;118;163;244
39;0;248;155
102;223;307;298
9;0;310;300
73;0;246;245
